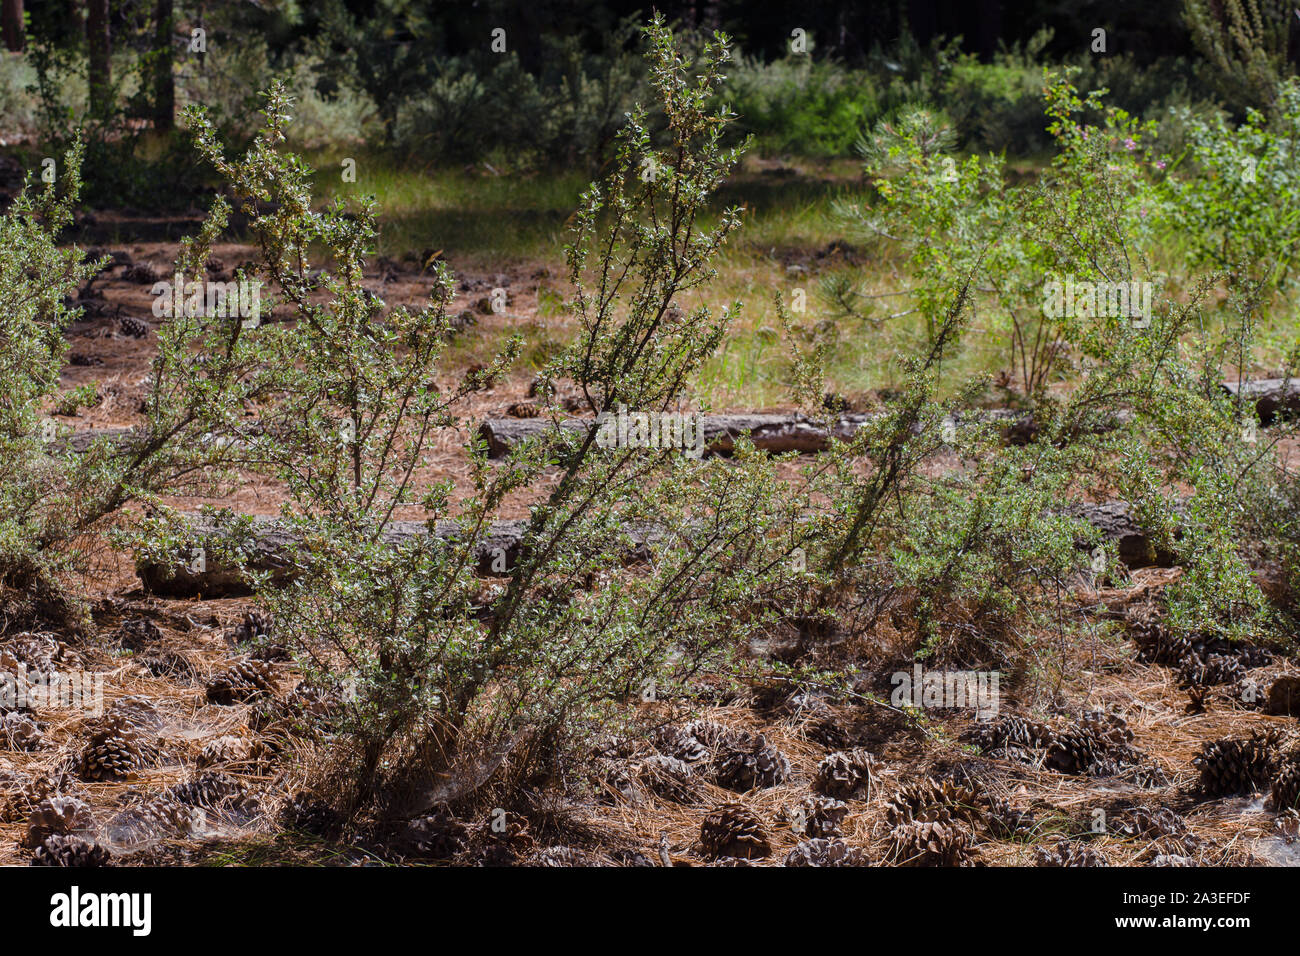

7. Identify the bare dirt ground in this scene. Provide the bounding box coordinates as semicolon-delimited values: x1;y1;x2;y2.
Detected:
3;225;1299;868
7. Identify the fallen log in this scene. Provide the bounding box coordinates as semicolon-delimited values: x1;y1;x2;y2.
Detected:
474;411;1046;459
1221;378;1300;425
136;498;1174;597
47;426;139;455
1063;500;1181;568
475;412;882;458
136;513;660;598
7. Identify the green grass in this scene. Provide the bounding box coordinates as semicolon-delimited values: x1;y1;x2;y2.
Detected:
296;148;1300;408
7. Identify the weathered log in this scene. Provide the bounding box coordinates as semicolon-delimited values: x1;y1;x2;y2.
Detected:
136;496;1175;597
474;408;1142;458
1222;378;1300;425
48;426;139;455
1063;500;1182;568
136;513;659;598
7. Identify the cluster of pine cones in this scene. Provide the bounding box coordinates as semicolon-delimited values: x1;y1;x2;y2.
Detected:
600;719;793;804
963;709;1163;783
882;774;1034;866
1196;729;1300;811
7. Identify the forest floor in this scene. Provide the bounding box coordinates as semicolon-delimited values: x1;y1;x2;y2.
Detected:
3;175;1300;867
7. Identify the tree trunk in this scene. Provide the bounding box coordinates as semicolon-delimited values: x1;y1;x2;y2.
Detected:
86;0;111;117
152;0;174;131
1;0;23;52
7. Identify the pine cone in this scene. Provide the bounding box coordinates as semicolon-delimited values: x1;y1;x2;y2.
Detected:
889;820;975;866
1035;840;1108;867
205;658;279;705
118;316;150;338
682;719;743;750
637;754;698;802
139;652;198;684
962;713;1055;759
715;734;790;791
654;724;713;764
197;735;251;768
108;695;162;731
806;715;852;750
480;810;533;852
117;618;163;652
2;771;78;822
24;795;94;848
122;262;159;285
1;711;45;751
79;714;146;781
1266;675;1300;717
532;846;597;867
700;803;771;860
402;808;467;859
1046;711;1150;778
813;749;878;800
886;778;985;827
233;609;274;644
1271;759;1300;811
784;838;867;867
1112;806;1200;855
507;402;540;419
31;834;110;867
168;771;259;817
790;795;849;839
1195;730;1279;796
985;796;1036;839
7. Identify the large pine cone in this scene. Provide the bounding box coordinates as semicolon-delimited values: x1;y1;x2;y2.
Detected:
31;834;110;867
1112;806;1200;855
1;771;79;822
637;754;699;802
139;651;198;685
813;749;878;800
700;803;771;860
24;795;94;848
785;838;867;867
79;714;147;781
984;795;1036;839
791;795;849;838
962;713;1055;761
1045;711;1137;775
1;711;45;751
653;724;713;764
1035;840;1108;867
886;778;986;828
480;810;534;852
168;771;260;818
1195;730;1279;796
655;719;740;764
198;735;251;768
889;820;975;866
715;734;790;791
1271;758;1300;811
108;695;162;731
233;609;274;644
1266;675;1300;717
206;658;279;705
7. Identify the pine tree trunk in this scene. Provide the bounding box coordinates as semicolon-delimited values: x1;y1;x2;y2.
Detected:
86;0;111;117
1;0;23;52
152;0;174;131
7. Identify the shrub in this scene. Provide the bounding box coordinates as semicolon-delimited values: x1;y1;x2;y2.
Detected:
176;19;803;820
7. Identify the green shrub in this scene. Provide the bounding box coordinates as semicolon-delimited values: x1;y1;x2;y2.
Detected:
177;20;803;819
